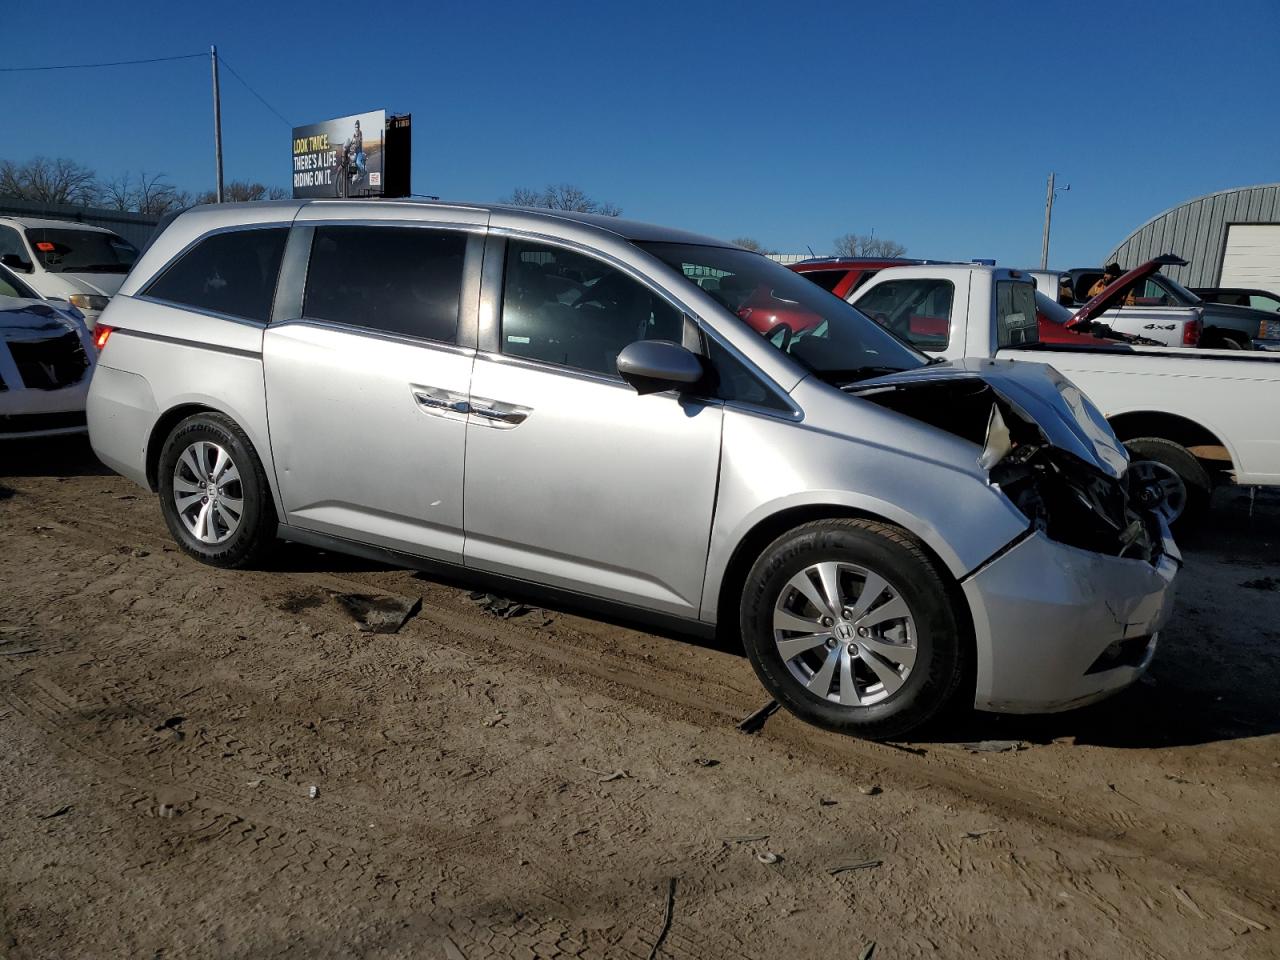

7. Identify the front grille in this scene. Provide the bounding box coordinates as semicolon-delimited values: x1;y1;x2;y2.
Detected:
0;410;88;435
8;332;89;390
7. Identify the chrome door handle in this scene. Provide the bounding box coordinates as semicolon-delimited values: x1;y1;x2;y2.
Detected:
471;405;527;424
414;391;469;413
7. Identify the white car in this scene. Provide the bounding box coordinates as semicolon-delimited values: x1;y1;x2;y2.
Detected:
0;216;139;331
0;265;98;439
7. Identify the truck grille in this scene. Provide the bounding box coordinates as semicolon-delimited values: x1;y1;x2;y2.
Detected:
8;332;89;390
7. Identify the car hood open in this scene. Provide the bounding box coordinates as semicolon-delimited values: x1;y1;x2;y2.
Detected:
846;357;1129;479
1068;254;1185;329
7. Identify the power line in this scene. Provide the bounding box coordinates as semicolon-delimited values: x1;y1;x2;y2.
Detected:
216;54;293;128
0;53;206;73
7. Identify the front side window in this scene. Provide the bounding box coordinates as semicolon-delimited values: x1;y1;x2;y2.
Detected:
303;226;466;343
1250;293;1280;313
25;227;137;275
0;265;37;300
640;242;925;385
501;240;684;376
146;228;288;322
0;226;27;262
996;280;1038;348
853;278;954;351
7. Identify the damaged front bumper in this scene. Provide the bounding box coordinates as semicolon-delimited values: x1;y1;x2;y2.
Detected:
963;522;1180;713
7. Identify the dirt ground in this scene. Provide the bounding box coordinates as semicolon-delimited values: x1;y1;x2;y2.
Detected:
1;438;1278;960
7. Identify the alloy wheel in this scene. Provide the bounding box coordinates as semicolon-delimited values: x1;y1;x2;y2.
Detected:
772;561;917;707
172;440;244;545
1129;460;1187;523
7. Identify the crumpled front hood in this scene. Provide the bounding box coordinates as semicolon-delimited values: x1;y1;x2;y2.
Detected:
848;357;1129;479
0;299;81;342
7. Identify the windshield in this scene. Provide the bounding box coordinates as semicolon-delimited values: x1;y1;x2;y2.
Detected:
638;242;926;383
24;227;138;275
1035;290;1073;325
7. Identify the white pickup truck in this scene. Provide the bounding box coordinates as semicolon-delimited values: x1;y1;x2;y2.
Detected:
845;263;1280;522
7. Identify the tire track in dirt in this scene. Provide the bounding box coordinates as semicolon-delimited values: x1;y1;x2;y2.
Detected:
4;476;1279;947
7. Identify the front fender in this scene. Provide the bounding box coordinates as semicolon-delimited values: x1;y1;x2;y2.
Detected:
699;403;1029;623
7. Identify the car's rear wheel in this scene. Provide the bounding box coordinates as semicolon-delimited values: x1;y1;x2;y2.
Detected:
740;518;968;740
157;412;276;568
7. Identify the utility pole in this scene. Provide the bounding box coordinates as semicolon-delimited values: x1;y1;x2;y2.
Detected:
211;45;224;204
1040;172;1069;269
1040;172;1055;270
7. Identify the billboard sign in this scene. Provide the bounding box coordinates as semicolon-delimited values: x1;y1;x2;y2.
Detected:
292;110;385;199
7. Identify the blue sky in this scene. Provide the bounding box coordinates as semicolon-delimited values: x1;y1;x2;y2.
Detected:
4;0;1277;267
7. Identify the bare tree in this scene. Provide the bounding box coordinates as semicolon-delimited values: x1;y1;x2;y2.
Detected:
0;156;100;206
193;181;289;205
833;232;907;258
101;172;135;211
502;183;621;216
731;236;776;255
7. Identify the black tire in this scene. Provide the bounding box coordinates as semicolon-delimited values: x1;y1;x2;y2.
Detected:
740;518;968;740
1202;330;1245;350
1124;437;1212;526
157;412;277;568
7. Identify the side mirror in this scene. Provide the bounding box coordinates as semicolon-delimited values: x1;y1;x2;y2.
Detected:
0;254;32;273
616;340;704;396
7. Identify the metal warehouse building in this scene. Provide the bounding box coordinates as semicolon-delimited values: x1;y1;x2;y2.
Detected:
1107;183;1280;291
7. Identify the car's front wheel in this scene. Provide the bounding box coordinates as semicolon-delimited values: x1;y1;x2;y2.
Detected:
157;412;276;568
740;518;968;740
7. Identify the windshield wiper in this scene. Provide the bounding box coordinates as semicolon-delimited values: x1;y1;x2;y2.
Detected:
817;365;909;386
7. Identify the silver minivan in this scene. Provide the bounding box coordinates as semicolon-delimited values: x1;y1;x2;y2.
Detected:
87;200;1179;738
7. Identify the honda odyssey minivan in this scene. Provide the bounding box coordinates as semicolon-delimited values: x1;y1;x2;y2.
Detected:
86;200;1179;739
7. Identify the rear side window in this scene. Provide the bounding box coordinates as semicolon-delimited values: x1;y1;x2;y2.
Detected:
996;280;1038;348
146;228;288;322
802;269;849;294
855;277;953;351
303;226;466;343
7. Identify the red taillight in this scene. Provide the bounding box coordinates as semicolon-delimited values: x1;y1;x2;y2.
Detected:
93;325;113;350
1183;313;1201;346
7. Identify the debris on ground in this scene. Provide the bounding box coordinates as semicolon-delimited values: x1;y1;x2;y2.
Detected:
736;700;780;734
962;829;1002;840
1240;576;1278;591
481;712;508;728
1171;885;1207;920
692;758;719;768
858;784;882;796
1220;907;1269;932
583;766;629;783
332;593;421;633
646;877;677;960
721;834;770;845
115;546;149;558
819;798;838;806
858;943;877;960
308;785;319;800
467;592;535;619
37;805;72;820
958;739;1024;753
827;859;882;875
756;851;782;864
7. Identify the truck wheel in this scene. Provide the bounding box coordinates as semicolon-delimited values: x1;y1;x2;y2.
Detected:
1124;437;1211;526
739;518;968;740
157;412;277;568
